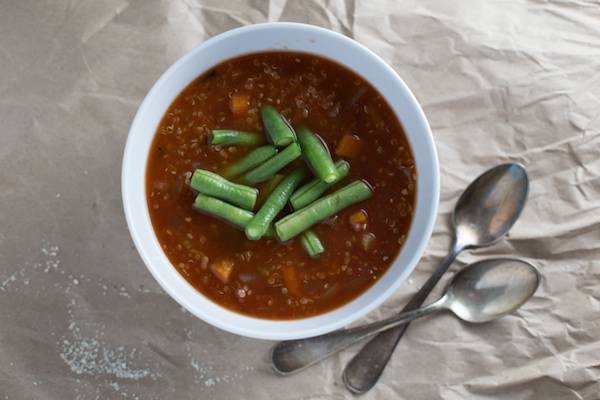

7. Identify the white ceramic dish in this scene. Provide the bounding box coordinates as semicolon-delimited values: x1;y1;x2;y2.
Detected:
122;22;439;340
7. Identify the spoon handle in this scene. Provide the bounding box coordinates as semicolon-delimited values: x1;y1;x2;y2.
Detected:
271;300;444;375
342;240;463;393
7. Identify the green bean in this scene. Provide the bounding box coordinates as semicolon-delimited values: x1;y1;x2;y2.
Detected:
210;129;265;146
245;169;306;240
290;160;350;209
297;126;338;183
261;105;296;147
243;143;302;184
193;194;275;238
193;194;254;229
275;180;373;241
190;169;258;210
300;230;324;258
222;145;278;178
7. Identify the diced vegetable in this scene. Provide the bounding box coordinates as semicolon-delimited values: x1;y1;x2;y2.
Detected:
361;232;376;251
289;160;350;209
243;143;302;184
349;209;368;232
256;174;284;207
275;180;374;241
261;105;296;147
335;134;362;158
300;230;324;258
193;193;254;229
222;145;278;178
190;169;258;210
297;126;338;183
230;94;250;116
210;130;265;146
211;259;234;283
282;265;301;297
245;169;306;240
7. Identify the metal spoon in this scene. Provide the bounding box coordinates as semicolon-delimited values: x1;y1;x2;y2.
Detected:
272;258;539;375
271;163;529;377
342;163;529;393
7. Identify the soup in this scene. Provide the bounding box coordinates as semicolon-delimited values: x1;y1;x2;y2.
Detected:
146;52;416;319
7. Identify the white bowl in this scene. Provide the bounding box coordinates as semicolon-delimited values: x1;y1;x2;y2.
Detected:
122;22;439;340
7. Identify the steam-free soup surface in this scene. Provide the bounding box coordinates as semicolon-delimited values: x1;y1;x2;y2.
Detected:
146;52;416;319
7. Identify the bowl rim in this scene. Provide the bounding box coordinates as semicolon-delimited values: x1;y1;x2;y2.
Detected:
122;22;439;340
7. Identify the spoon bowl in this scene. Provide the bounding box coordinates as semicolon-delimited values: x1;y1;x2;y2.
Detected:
444;258;541;323
453;163;529;248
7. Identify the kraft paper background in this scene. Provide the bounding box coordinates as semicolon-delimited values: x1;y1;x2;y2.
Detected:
1;1;599;399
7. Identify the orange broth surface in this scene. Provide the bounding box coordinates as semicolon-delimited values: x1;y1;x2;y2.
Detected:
146;52;416;319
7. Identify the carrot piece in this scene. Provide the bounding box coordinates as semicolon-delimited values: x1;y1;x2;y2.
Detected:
282;265;301;297
335;134;362;158
210;259;234;283
349;209;368;232
350;209;368;224
230;94;250;116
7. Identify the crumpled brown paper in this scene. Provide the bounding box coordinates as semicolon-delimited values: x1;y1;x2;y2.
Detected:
1;1;600;399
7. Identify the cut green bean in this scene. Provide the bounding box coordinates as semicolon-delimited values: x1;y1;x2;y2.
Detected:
193;194;275;239
245;169;306;240
222;145;278;178
301;230;324;258
210;129;265;146
261;105;296;147
275;180;373;241
290;160;350;209
190;169;258;210
297;126;338;183
193;194;254;229
243;143;302;184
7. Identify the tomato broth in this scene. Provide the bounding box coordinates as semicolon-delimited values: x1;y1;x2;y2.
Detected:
146;52;416;319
